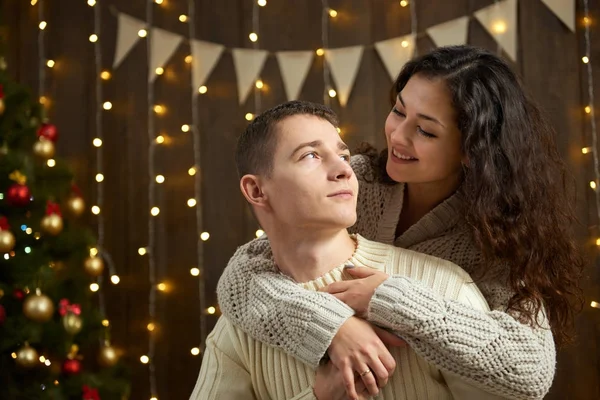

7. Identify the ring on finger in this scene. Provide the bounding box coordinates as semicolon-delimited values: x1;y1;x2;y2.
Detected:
359;368;372;377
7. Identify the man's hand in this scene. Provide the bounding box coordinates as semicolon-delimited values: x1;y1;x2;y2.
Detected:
327;317;406;399
321;267;389;317
313;362;369;400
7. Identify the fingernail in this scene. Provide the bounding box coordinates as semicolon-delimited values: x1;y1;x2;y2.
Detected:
344;264;355;269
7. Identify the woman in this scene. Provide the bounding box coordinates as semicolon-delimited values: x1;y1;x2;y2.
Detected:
216;45;583;399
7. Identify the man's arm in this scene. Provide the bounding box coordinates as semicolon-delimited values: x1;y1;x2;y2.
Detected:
189;318;256;400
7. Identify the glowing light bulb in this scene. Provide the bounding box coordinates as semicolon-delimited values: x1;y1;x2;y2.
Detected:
328;9;338;18
179;15;188;22
39;21;47;30
93;138;103;147
187;198;197;207
582;147;592;154
198;85;208;94
91;206;101;214
258;0;267;6
583;56;590;64
157;283;167;291
138;247;147;255
47;159;56;167
150;207;160;216
155;0;163;4
207;306;216;314
155;67;164;75
316;48;325;56
89;34;98;43
245;113;254;121
256;229;264;238
103;101;112;110
46;60;55;68
190;268;200;276
147;322;155;331
138;29;147;38
328;89;337;98
140;355;149;364
249;32;258;42
153;105;165;114
96;173;104;182
181;124;190;132
591;181;597;190
255;80;264;89
191;347;201;355
101;71;111;80
102;319;110;327
90;283;100;292
185;55;193;63
88;0;97;6
400;0;408;6
492;20;507;34
155;175;165;183
188;167;197;176
110;275;120;284
156;135;165;144
586;105;592;114
401;40;409;48
591;301;600;308
200;232;210;241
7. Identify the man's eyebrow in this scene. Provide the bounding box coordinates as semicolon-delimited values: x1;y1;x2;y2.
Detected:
291;140;322;156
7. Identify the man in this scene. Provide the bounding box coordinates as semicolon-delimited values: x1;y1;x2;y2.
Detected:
190;101;501;399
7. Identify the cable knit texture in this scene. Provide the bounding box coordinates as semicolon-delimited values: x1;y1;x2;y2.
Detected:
192;236;505;399
216;155;556;400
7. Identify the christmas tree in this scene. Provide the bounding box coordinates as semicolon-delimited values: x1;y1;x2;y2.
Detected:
0;58;130;398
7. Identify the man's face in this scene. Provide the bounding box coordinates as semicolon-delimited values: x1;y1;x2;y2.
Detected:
260;114;358;231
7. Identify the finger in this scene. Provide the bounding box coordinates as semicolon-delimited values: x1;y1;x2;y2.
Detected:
322;281;350;294
342;366;359;400
367;358;390;388
344;267;377;278
354;380;367;399
373;325;407;348
358;366;379;396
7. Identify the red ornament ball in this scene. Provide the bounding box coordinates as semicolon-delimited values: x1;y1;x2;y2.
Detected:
37;123;58;142
6;184;31;207
13;289;25;300
62;359;81;375
0;304;5;325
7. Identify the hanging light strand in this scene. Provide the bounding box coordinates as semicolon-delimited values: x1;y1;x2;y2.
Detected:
187;0;208;352
252;0;262;113
583;0;600;224
145;0;158;396
409;0;418;57
320;0;331;106
37;0;46;100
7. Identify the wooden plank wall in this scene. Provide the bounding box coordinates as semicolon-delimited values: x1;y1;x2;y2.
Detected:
2;0;599;398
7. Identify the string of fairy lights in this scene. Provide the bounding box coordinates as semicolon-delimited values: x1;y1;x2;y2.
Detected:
582;0;600;311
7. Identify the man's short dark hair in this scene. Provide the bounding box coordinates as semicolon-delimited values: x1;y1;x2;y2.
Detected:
235;100;339;178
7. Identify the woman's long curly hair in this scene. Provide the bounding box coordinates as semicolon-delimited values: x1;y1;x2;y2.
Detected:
366;45;584;346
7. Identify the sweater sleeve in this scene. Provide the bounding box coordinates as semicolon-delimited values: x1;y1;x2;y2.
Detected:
189;318;256;400
367;276;555;400
216;238;355;368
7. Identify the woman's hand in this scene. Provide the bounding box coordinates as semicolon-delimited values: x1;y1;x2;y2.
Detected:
321;267;389;317
313;361;370;400
325;317;406;399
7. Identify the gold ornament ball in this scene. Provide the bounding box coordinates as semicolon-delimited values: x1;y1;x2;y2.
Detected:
33;138;55;159
84;256;104;277
62;313;83;335
0;98;5;115
66;196;85;217
0;230;16;252
98;345;119;367
15;344;39;368
41;214;63;236
23;293;55;322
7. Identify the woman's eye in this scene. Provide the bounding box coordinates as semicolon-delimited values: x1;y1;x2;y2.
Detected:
418;127;435;139
392;107;406;117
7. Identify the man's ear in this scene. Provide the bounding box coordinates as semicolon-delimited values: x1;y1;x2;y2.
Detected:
240;174;268;208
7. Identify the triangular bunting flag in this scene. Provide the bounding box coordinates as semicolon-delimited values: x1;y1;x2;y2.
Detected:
474;0;518;61
541;0;575;32
232;48;268;105
426;16;470;48
149;27;184;82
113;13;146;69
275;51;314;101
190;40;225;94
374;35;415;81
324;46;364;107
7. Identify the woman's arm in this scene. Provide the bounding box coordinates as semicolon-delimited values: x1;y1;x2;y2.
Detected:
216;238;355;368
368;276;555;400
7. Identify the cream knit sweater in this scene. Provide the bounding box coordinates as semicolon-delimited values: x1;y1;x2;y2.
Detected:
216;155;556;400
192;235;506;400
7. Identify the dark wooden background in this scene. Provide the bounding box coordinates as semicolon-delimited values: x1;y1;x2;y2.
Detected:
2;0;600;398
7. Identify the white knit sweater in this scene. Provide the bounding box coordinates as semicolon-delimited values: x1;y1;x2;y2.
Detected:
216;155;556;400
192;236;506;400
